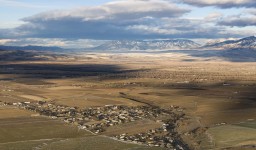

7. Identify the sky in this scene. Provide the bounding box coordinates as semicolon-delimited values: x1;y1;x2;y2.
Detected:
0;0;256;48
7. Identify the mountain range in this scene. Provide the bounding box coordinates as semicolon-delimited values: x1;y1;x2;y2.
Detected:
0;36;256;62
203;36;256;50
90;36;256;51
92;39;201;51
0;36;255;52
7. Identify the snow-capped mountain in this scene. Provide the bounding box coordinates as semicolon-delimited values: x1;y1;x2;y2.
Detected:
203;36;256;50
93;39;201;51
89;36;256;51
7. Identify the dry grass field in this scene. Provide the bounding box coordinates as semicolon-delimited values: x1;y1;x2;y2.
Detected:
0;53;255;149
0;106;35;119
208;123;256;149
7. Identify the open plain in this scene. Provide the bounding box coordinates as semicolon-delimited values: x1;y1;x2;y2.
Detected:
0;52;256;150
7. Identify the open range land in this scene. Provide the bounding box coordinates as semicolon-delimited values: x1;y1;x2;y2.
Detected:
0;52;256;150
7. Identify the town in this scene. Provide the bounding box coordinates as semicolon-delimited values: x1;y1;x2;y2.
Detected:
1;100;188;150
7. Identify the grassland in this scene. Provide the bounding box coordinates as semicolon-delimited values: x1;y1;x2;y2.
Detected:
0;106;35;119
208;123;256;149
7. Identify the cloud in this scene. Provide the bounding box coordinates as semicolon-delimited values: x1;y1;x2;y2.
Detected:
23;0;189;22
246;9;256;15
180;0;256;8
218;14;256;27
3;0;191;40
123;17;248;39
204;12;223;21
1;0;255;42
0;39;17;45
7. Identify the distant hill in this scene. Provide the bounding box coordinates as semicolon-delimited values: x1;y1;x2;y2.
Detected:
0;45;66;61
92;39;201;51
168;36;256;62
0;45;63;52
203;36;256;50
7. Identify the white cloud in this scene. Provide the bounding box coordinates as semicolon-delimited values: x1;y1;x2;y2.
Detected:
204;12;223;21
0;39;17;45
4;0;191;40
0;0;255;42
23;0;189;22
180;0;256;8
246;9;256;15
218;14;256;27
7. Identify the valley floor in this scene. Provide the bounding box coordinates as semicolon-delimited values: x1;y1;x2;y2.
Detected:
0;53;256;149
